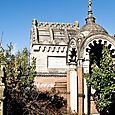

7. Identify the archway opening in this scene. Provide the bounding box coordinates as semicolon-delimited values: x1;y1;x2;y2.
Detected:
86;39;115;115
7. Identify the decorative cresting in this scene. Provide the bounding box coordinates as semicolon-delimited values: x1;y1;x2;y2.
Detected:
67;38;78;65
37;21;77;29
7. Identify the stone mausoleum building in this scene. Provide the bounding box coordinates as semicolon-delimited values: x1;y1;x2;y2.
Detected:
30;0;115;114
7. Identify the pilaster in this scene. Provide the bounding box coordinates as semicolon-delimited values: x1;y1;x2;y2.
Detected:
67;69;71;113
77;59;84;115
67;64;78;114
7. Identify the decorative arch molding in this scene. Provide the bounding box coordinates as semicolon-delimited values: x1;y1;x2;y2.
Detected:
80;34;115;115
80;34;115;59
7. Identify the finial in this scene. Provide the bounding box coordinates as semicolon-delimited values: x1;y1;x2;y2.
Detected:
74;21;79;27
88;0;92;18
86;0;95;23
32;19;37;26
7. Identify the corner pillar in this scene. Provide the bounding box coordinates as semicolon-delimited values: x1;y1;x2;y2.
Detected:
67;65;78;114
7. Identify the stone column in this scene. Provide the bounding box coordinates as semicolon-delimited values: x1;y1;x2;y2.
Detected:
83;59;89;114
77;59;84;115
0;65;5;115
67;65;78;114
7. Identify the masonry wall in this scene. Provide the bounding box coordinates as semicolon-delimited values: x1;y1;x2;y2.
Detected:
30;20;100;114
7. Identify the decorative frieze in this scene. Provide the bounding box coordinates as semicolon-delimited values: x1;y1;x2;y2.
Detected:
33;45;67;53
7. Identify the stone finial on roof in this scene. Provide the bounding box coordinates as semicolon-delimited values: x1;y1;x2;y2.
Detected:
32;19;37;26
86;0;95;23
88;0;92;18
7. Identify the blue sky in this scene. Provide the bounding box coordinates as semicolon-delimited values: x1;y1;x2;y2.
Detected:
0;0;115;51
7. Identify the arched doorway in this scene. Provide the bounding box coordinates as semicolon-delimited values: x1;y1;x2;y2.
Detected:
81;34;115;115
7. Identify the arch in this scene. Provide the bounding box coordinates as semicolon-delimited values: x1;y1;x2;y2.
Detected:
81;34;115;74
80;34;115;59
81;34;115;114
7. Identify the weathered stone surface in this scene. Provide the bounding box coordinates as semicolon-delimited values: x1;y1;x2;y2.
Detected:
30;1;115;113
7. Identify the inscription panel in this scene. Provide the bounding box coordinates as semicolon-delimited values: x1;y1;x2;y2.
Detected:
48;56;66;68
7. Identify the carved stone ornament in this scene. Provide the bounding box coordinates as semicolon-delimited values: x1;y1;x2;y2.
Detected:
77;32;85;45
67;38;78;64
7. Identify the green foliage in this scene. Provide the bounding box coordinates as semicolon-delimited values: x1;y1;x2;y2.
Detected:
85;45;115;113
0;43;37;114
0;43;66;115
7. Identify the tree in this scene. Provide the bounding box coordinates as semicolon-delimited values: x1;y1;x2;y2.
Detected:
86;45;115;114
0;43;37;114
0;43;66;115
